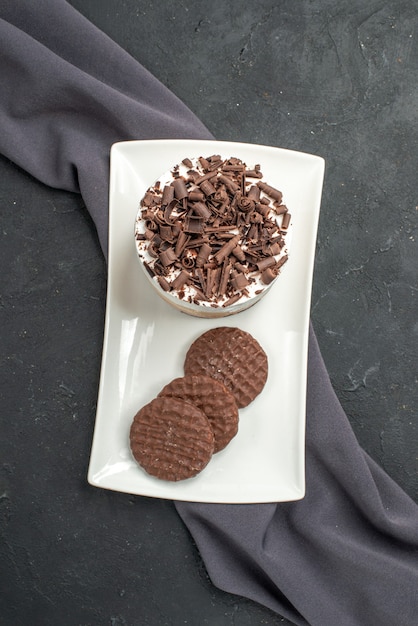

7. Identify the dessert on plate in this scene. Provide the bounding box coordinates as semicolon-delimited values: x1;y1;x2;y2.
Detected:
134;154;291;317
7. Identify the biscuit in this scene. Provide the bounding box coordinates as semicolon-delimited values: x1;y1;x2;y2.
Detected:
158;374;239;453
184;327;268;408
129;396;214;481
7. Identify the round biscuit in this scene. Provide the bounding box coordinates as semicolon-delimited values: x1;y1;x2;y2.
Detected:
184;327;268;408
130;396;214;481
158;374;239;452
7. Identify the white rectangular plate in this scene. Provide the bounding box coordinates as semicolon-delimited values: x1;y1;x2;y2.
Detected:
88;139;324;503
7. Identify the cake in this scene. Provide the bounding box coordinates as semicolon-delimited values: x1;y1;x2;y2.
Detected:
134;154;291;317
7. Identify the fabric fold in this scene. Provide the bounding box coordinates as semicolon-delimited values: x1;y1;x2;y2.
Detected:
177;327;418;626
0;0;212;253
1;2;417;625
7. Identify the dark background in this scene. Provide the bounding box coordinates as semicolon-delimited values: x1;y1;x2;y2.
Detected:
1;1;417;625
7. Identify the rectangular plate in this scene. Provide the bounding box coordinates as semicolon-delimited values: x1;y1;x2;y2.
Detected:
88;139;324;503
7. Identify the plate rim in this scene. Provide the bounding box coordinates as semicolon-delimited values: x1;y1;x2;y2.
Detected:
88;138;325;503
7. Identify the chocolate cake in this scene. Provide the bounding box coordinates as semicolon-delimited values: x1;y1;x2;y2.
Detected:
135;155;291;317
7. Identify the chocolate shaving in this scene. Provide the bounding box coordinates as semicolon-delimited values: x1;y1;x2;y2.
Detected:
175;231;189;256
257;181;283;203
162;185;175;206
231;271;250;291
171;269;190;290
214;234;240;264
136;155;291;307
188;190;205;202
159;224;174;242
199;179;217;196
181;255;195;269
281;212;291;229
257;256;276;272
196;242;212;267
184;215;204;234
159;247;177;267
191;201;212;220
158;276;171;291
173;178;188;200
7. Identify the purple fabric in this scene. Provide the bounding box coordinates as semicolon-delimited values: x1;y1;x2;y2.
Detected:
1;2;417;625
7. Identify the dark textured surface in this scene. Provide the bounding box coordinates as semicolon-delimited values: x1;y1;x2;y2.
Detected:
1;1;417;625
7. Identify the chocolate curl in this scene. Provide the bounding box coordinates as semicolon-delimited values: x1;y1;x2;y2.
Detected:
173;177;188;200
257;256;276;272
171;269;190;290
260;267;276;285
159;224;174;242
276;254;289;269
275;204;288;215
141;208;156;220
248;223;259;241
241;172;246;195
213;187;228;205
195;171;218;185
199;179;217;196
188;190;205;202
218;174;240;194
281;212;291;229
199;157;210;170
245;169;263;178
159;247;177;267
162;185;175;206
147;242;159;258
181;255;195;269
145;219;158;232
157;276;171;292
249;211;263;224
254;202;270;217
205;267;217;299
247;185;261;201
153;260;165;276
187;170;200;183
236;196;255;213
182;158;193;168
190;285;207;302
184;215;204;234
191;201;212;220
222;293;241;307
214;234;240;264
163;198;179;222
231;245;246;262
222;163;245;172
144;227;156;240
196;267;206;293
143;261;155;278
219;261;232;296
142;190;159;207
172;220;182;237
196;242;212;268
206;155;223;170
212;266;222;296
175;230;189;256
267;241;283;256
257;181;283;203
230;270;250;291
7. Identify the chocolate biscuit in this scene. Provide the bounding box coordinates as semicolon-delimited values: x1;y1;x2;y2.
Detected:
184;327;268;408
129;396;214;481
158;374;239;453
